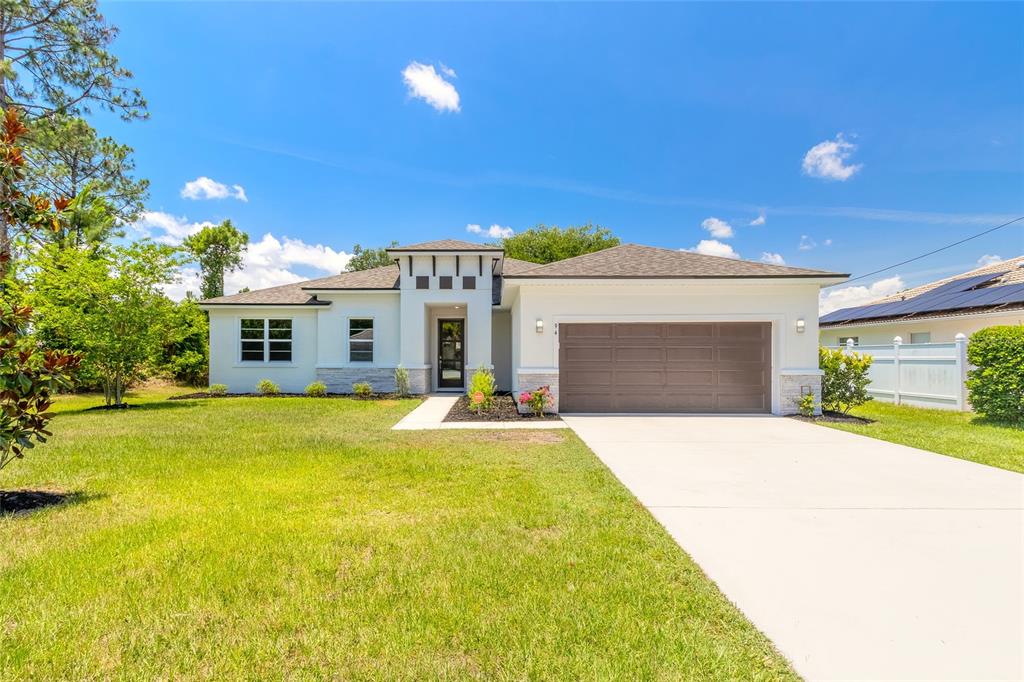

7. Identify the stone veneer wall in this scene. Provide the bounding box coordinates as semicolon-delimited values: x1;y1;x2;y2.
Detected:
779;374;822;415
316;367;428;395
515;371;559;414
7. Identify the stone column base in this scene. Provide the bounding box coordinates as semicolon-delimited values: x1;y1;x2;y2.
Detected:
779;374;822;415
515;370;559;414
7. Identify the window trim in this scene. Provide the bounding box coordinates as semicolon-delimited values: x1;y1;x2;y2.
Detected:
238;317;294;364
837;336;859;347
910;332;931;344
348;317;375;363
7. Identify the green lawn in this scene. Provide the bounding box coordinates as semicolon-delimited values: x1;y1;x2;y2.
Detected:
0;390;793;680
819;401;1024;473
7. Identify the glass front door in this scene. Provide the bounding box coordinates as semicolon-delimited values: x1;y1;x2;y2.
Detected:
437;319;465;389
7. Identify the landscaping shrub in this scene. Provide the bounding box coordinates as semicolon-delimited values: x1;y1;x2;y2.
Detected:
394;364;410;397
352;382;372;398
796;392;815;417
966;325;1024;424
819;346;873;414
256;379;280;396
467;365;496;414
518;385;554;417
208;383;228;396
305;381;328;398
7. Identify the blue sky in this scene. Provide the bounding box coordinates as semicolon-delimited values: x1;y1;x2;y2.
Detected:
98;2;1023;307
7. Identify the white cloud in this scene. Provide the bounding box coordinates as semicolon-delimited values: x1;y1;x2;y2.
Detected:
977;254;1003;267
749;212;766;226
686;239;740;259
819;276;904;315
798;234;816;251
132;211;214;245
700;216;734;239
402;61;460;112
802;133;863;181
823;238;833;246
180;176;248;202
760;252;785;265
439;63;457;79
466;223;514;238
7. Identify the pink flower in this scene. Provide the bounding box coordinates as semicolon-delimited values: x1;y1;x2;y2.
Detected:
518;391;532;404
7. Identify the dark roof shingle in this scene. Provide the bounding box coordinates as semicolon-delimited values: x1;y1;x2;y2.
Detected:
200;264;399;305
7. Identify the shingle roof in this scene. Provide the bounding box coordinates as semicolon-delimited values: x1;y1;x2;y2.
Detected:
501;243;845;279
201;264;399;305
387;239;502;252
501;257;542;275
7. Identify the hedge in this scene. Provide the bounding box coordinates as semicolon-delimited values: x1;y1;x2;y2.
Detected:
966;325;1024;424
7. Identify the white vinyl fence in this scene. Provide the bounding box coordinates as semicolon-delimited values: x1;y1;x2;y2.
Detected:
826;335;969;411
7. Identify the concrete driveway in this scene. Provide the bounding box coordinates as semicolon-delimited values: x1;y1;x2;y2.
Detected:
563;415;1023;681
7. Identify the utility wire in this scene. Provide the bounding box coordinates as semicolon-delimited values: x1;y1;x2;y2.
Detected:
837;215;1024;285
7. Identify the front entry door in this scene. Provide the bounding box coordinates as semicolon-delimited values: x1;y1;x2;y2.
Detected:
437;319;465;389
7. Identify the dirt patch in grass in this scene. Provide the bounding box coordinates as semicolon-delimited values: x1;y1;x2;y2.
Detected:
789;410;874;424
0;490;79;515
444;395;560;422
169;392;420;401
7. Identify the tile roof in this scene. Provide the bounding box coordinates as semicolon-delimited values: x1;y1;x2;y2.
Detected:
387;239;502;252
871;255;1024;304
501;243;845;279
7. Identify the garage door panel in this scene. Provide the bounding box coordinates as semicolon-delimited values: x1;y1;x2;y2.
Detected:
560;322;771;414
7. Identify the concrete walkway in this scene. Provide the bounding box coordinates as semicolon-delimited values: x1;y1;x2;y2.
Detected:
393;395;568;430
563;414;1024;681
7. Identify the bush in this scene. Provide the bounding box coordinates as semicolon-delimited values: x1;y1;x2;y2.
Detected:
467;365;496;413
518;385;554;417
394;365;410;397
256;379;280;396
208;383;228;396
352;382;372;398
796;392;815;417
305;381;328;398
819;346;873;414
967;326;1024;424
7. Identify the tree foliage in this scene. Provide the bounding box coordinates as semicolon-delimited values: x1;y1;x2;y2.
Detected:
966;326;1024;424
346;241;398;272
495;224;619;264
26;115;148;228
182;220;248;300
29;241;182;406
819;346;873;414
159;299;209;386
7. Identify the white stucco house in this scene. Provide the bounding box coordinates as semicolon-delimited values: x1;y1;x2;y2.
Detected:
200;240;847;415
820;255;1024;346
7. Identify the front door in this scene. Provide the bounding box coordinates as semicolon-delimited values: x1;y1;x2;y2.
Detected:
437;319;465;389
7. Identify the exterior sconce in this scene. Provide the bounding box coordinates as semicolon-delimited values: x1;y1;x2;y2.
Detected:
535;319;544;334
796;318;806;334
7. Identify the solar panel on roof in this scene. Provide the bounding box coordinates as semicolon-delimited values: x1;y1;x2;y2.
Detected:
923;272;1008;296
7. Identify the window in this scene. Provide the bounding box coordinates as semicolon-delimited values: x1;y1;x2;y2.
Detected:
240;318;292;362
416;275;429;290
837;336;858;346
462;276;476;290
349;318;374;362
910;332;931;344
439;275;452;290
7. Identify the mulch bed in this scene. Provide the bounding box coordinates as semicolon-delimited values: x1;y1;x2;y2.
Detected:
789;410;875;424
0;490;76;515
168;392;417;401
444;395;561;422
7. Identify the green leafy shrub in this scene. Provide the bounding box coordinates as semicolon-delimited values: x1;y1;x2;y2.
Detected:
518;385;554;417
256;379;280;396
352;382;372;398
966;326;1024;424
796;392;815;417
394;365;410;397
819;346;873;414
208;383;228;396
305;381;328;398
467;365;496;413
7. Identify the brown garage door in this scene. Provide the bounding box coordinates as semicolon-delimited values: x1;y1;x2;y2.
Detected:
559;322;771;413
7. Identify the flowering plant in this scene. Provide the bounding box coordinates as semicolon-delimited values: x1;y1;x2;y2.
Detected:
518;385;554;417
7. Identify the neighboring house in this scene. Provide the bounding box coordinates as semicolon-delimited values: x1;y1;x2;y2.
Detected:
200;240;846;414
820;256;1024;346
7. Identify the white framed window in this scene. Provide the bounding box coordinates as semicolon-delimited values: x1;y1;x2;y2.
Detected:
349;318;374;362
837;336;859;346
240;318;292;362
910;332;931;344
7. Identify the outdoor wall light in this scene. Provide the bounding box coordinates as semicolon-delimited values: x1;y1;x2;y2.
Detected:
535;319;544;334
796;318;806;333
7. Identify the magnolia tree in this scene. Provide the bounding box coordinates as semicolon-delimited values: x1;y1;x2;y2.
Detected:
30;241;181;406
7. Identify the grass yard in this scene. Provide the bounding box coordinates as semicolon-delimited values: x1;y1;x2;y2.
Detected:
819;401;1024;473
0;389;794;680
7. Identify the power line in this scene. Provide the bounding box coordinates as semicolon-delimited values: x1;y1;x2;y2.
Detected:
837;215;1024;285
